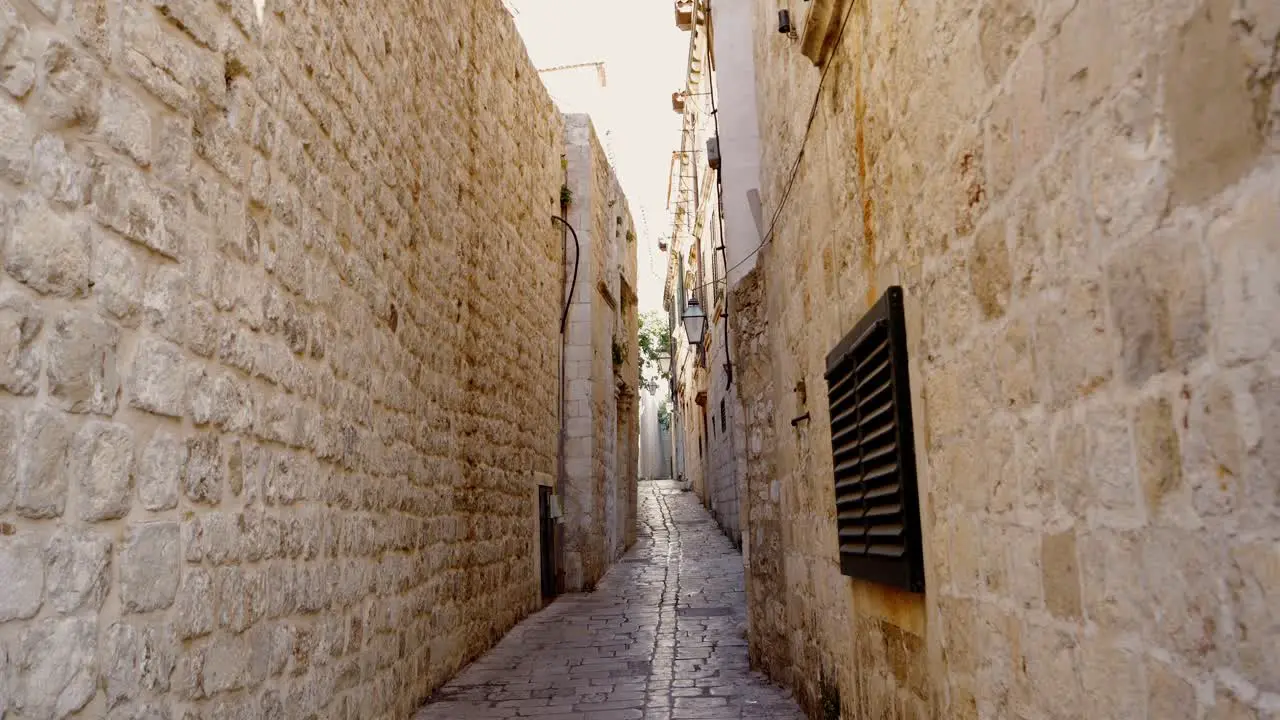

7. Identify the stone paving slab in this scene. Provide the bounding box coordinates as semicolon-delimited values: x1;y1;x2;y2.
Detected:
415;481;806;720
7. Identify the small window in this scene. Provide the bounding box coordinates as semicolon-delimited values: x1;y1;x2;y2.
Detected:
824;286;924;593
719;398;726;431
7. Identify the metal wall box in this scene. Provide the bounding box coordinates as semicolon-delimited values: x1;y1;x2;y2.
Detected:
823;286;925;593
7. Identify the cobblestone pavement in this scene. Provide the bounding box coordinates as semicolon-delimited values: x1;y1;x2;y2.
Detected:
415;480;806;720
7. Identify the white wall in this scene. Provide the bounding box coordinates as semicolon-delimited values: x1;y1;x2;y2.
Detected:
639;385;672;479
711;0;765;289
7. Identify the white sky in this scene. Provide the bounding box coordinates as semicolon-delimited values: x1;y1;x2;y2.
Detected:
507;0;688;312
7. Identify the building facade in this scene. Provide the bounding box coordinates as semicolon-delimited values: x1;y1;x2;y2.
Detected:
663;0;755;546
559;114;640;592
683;0;1280;717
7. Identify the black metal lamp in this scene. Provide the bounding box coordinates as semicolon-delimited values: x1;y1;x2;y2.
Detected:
682;297;707;346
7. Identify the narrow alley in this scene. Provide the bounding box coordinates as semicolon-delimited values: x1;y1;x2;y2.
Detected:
0;0;1277;716
414;481;805;720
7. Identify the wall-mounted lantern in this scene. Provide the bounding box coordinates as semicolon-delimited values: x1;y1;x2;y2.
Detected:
706;137;721;170
682;297;707;346
672;91;686;113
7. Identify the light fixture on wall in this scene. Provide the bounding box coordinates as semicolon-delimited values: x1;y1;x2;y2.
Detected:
778;9;793;35
778;8;798;37
682;297;707;346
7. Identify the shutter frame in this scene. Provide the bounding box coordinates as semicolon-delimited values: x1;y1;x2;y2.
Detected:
823;286;925;593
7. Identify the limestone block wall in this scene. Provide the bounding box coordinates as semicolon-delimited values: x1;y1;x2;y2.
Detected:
617;279;639;556
705;313;743;545
742;0;1280;717
674;358;707;498
560;114;637;592
0;0;565;717
730;267;787;680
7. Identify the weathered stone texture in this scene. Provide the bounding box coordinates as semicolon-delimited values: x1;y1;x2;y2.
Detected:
120;522;180;613
730;267;790;682
0;0;566;716
71;420;134;521
740;0;1280;715
0;99;30;182
559;115;639;592
126;336;187;417
0;290;44;396
4;195;92;297
45;529;111;614
102;622;176;709
15;409;71;518
0;407;16;511
0;535;44;621
48;309;121;414
9;617;98;718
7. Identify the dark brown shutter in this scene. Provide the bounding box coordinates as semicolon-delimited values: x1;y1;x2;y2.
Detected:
824;286;925;593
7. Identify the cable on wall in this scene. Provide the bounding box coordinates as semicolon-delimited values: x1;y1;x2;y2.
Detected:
553;215;580;334
704;32;734;391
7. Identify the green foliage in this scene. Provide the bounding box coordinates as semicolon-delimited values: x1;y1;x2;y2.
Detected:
657;400;672;430
560;184;573;207
626;229;636;243
638;310;671;381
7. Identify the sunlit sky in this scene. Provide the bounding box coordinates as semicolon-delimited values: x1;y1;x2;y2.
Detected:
506;0;689;312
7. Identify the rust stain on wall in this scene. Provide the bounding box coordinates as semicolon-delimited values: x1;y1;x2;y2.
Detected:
851;16;877;308
850;577;927;636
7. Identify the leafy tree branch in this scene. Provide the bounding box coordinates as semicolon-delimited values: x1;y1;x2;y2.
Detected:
638;310;671;382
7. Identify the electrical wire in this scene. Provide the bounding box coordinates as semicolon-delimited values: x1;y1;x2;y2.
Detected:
683;0;858;299
705;36;735;390
553;216;579;333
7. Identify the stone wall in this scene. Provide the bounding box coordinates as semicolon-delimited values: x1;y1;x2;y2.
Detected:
0;0;565;717
617;281;639;556
742;0;1280;716
560;114;637;592
729;266;788;681
674;360;707;496
705;308;743;545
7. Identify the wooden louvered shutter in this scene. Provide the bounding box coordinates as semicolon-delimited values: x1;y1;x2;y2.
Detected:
824;287;925;593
